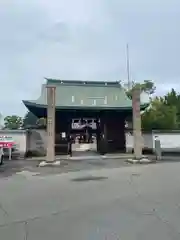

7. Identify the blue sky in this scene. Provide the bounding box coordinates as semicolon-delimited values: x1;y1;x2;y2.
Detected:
0;0;180;117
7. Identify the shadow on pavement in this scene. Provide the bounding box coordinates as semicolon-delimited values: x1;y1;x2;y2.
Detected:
71;175;108;182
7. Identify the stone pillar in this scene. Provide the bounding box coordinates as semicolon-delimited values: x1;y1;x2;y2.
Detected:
132;87;142;159
46;86;56;162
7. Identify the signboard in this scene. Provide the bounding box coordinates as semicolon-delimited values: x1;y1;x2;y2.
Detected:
0;136;15;148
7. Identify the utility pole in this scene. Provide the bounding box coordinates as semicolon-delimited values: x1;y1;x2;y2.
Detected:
126;43;131;90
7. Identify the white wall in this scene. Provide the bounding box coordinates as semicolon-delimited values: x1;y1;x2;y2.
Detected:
27;129;47;155
126;131;180;152
126;132;153;152
152;132;180;152
28;130;180;154
0;130;27;156
1;129;180;158
0;129;47;157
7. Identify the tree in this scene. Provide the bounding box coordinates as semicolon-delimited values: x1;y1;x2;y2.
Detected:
162;88;180;128
141;87;180;130
142;97;178;130
125;80;156;99
23;111;38;128
125;82;180;130
124;80;179;130
36;118;46;128
4;115;23;129
23;112;46;129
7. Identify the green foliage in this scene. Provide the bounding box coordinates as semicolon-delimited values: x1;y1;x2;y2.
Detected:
141;88;180;130
36;118;46;127
142;97;178;130
23;112;46;129
23;111;38;128
126;80;156;99
4;115;23;129
126;81;180;130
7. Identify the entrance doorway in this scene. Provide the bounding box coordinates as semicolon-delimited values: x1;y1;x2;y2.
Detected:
55;111;127;156
70;118;100;157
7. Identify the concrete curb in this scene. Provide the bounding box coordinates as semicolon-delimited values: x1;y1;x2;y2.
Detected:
39;161;61;167
25;154;156;162
126;158;154;164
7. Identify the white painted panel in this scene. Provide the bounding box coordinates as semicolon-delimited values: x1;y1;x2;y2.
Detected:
152;133;180;151
126;133;153;150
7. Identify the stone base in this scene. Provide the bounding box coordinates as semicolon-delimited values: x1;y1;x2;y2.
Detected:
126;158;152;164
126;159;140;164
139;158;152;163
39;160;61;167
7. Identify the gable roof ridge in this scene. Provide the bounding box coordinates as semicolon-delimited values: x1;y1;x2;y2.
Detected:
45;78;122;87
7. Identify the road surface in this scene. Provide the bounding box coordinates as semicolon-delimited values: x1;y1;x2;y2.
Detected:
0;162;180;239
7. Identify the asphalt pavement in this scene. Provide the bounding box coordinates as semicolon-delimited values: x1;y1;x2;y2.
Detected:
0;157;129;178
0;161;180;239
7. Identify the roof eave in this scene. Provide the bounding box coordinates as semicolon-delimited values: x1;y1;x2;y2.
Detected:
23;100;149;111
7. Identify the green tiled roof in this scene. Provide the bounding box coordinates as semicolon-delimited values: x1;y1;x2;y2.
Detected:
23;79;133;110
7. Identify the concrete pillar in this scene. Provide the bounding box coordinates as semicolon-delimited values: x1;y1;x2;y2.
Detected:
46;86;56;162
132;87;142;159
